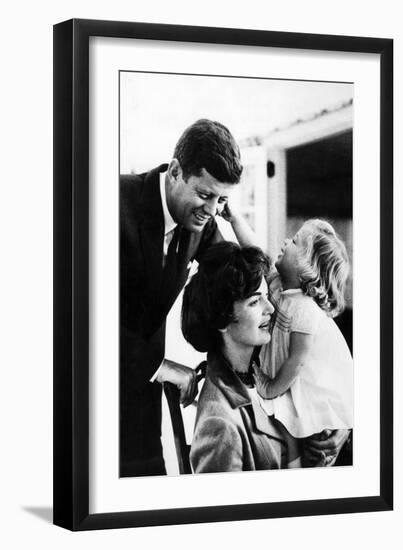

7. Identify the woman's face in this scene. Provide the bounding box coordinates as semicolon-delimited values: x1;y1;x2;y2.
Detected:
222;277;275;350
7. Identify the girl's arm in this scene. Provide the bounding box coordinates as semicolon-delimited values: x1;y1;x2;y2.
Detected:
253;332;313;399
220;203;259;247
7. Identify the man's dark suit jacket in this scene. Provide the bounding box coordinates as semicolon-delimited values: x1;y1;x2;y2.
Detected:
120;164;221;477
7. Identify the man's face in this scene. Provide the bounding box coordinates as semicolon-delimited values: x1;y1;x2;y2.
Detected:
166;161;236;233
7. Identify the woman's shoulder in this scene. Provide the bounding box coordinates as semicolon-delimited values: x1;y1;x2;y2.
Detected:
197;376;224;409
195;372;243;428
197;376;234;415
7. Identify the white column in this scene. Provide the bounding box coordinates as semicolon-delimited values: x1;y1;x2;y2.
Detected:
265;147;287;259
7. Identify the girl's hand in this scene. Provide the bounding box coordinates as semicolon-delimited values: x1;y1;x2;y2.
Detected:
222;206;259;247
252;364;272;398
219;202;235;223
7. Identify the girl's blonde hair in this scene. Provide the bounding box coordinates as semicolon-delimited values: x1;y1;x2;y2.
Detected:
297;219;350;317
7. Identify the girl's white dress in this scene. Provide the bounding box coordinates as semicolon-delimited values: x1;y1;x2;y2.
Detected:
258;275;353;438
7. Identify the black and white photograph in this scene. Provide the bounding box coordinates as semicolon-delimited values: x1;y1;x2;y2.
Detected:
119;71;354;478
51;18;392;532
1;0;399;545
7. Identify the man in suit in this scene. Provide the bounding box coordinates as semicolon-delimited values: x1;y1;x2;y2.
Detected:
120;119;243;477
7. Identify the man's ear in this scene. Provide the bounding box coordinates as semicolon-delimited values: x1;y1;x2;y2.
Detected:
167;158;182;183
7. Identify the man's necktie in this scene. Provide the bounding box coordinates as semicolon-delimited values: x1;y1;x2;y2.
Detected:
162;225;181;289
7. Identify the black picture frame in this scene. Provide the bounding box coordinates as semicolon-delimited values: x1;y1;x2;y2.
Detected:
53;18;393;531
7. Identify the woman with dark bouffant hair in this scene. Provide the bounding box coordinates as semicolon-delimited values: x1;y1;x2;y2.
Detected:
182;241;301;473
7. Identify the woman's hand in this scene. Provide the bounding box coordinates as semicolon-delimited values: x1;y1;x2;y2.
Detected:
304;429;351;466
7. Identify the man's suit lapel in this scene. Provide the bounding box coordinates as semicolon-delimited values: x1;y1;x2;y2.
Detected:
137;165;192;313
138;167;165;290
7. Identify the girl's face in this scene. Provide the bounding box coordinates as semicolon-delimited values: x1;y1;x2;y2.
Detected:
221;277;275;350
275;227;308;282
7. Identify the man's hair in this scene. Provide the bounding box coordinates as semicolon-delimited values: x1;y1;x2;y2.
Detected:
173;119;243;183
297;219;350;317
181;242;271;352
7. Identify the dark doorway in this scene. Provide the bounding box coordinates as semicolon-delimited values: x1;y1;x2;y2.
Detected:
286;129;353;353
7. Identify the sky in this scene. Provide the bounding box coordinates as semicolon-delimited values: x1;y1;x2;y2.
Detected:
120;71;353;174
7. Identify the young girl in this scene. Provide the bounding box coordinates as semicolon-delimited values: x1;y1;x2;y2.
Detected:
228;214;353;465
